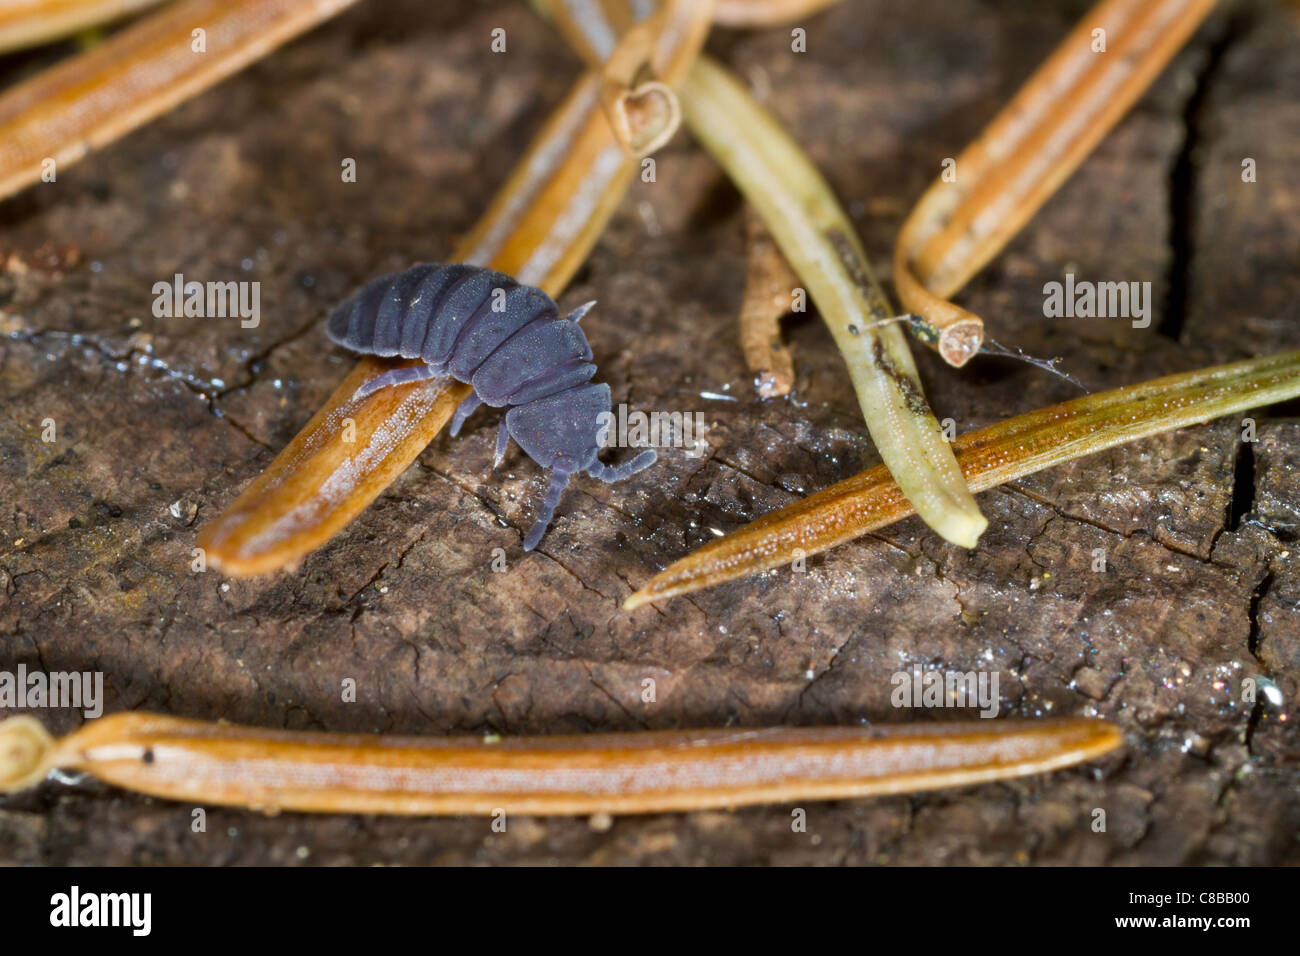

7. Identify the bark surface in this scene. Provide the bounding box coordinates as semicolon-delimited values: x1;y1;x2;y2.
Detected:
0;0;1295;864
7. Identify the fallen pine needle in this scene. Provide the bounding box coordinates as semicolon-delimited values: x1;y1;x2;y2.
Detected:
596;6;684;155
894;0;1216;366
680;55;987;549
0;711;1121;815
197;360;468;576
0;0;364;202
626;350;1300;608
0;0;167;54
738;211;798;398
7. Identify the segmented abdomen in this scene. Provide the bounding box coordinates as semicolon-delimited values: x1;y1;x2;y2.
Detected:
325;263;561;385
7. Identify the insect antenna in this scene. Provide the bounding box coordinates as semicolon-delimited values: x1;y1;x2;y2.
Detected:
588;449;657;483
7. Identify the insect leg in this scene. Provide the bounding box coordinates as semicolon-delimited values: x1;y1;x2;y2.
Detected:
351;363;441;401
449;392;484;437
587;449;657;483
494;420;511;468
523;466;576;551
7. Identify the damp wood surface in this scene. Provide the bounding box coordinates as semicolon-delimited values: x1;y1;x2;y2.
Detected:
0;0;1297;864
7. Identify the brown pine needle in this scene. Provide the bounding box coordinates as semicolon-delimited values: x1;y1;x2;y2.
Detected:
0;0;167;54
196;361;469;576
0;711;1121;816
199;1;714;575
894;0;1216;366
738;211;798;398
0;0;364;203
597;7;684;155
626;350;1300;608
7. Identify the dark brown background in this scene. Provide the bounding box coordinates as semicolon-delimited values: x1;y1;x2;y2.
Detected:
0;0;1296;864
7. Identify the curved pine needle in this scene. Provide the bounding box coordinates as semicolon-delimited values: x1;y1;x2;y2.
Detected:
0;715;54;793
602;77;680;157
0;0;363;203
0;712;1122;815
0;0;167;54
626;350;1300;608
739;211;798;398
197;363;470;576
597;8;683;155
199;2;714;575
680;56;987;549
895;0;1215;365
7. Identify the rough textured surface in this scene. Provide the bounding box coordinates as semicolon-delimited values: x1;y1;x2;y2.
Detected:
0;0;1296;865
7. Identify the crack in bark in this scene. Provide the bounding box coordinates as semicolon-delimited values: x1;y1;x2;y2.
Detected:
1159;8;1249;341
1228;436;1256;532
1003;483;1215;564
